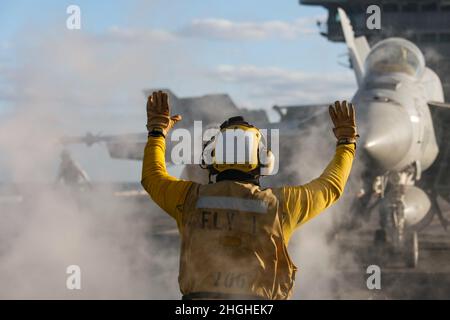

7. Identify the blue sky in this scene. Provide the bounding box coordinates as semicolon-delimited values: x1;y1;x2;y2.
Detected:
0;0;356;181
0;0;355;109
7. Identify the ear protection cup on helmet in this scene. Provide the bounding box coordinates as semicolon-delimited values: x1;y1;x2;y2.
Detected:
257;131;275;176
200;135;217;173
259;150;275;176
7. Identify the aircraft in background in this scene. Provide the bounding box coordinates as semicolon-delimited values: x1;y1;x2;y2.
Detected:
60;90;269;163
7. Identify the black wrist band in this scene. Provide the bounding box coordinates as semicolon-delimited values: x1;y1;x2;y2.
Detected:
148;130;165;138
337;137;357;146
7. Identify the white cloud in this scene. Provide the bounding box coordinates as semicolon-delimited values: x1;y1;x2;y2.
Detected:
100;26;176;43
178;16;324;41
210;64;356;107
100;16;325;43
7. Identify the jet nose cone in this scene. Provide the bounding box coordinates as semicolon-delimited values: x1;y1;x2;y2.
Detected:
362;102;413;171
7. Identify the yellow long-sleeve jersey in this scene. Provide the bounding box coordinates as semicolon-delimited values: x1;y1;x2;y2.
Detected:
141;136;355;244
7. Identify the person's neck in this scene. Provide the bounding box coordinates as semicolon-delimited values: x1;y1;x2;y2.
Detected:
215;170;260;186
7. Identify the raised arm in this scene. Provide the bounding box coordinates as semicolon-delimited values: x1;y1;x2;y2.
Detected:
276;101;358;243
141;91;195;226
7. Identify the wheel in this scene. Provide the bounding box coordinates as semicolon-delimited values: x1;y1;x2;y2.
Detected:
404;231;419;268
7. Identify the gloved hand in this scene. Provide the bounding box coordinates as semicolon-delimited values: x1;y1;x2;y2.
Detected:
146;90;182;137
329;100;358;144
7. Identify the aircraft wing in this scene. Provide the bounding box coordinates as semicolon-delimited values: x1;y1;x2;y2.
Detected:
337;8;370;86
271;103;332;140
60;132;150;161
273;103;329;124
105;139;147;161
428;101;450;109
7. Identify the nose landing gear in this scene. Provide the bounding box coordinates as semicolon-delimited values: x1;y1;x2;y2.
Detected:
373;168;424;268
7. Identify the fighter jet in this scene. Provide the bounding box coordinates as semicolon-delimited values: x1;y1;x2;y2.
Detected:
332;8;450;267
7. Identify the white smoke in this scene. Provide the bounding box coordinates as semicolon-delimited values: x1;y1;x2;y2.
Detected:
0;21;185;299
0;8;361;300
277;120;362;299
0;187;168;299
0;99;181;298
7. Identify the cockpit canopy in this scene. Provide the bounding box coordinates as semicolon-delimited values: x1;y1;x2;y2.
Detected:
365;38;425;78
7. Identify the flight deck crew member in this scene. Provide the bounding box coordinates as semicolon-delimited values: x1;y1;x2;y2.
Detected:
141;91;357;300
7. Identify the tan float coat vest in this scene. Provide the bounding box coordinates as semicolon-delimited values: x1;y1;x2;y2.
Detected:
179;180;297;299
